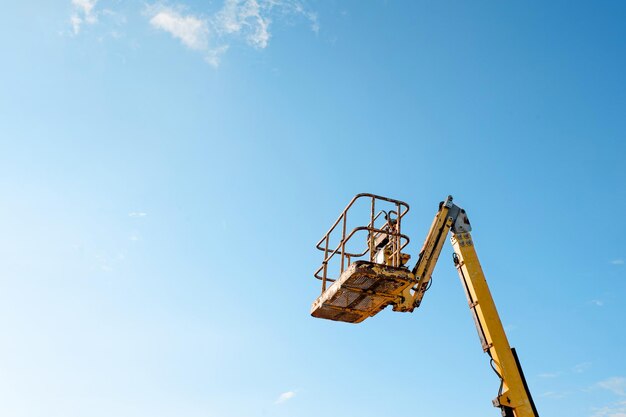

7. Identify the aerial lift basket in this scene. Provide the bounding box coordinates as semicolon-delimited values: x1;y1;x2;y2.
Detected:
311;194;417;323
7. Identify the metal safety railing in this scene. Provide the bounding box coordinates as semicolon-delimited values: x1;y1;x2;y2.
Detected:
314;193;411;293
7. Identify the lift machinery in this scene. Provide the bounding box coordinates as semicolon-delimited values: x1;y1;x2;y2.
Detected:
310;194;539;417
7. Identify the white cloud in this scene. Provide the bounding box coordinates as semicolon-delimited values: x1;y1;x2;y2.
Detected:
591;299;605;307
205;45;230;68
538;372;560;378
71;0;318;65
287;1;318;33
610;259;624;265
128;212;148;217
308;11;319;34
96;252;115;272
538;362;592;379
591;400;626;417
70;0;98;34
275;390;295;404
539;390;568;399
149;7;209;50
573;362;592;373
598;377;626;397
215;0;271;48
70;14;83;34
146;0;316;65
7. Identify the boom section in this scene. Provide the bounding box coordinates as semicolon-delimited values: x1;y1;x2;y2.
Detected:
452;230;537;417
403;196;539;417
393;197;454;312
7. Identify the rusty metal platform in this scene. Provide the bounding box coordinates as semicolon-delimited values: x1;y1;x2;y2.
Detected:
311;261;416;323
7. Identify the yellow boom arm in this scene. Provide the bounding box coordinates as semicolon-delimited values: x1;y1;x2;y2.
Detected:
396;196;539;417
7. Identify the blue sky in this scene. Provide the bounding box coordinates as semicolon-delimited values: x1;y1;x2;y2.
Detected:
1;1;625;416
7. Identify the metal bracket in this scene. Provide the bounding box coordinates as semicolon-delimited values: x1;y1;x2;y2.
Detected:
445;196;472;234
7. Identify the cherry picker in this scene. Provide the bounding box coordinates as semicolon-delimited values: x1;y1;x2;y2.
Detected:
311;194;539;417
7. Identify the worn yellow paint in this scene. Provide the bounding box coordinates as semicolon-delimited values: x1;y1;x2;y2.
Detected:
451;232;536;417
